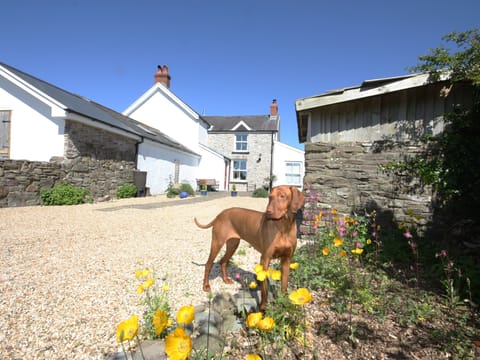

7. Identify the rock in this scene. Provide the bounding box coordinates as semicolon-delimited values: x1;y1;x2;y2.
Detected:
192;334;225;355
212;292;237;316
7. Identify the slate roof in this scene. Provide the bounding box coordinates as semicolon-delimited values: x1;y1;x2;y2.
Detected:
0;62;198;156
203;115;279;132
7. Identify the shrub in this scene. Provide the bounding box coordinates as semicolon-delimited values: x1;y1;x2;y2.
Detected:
252;188;268;198
40;183;91;205
117;183;137;199
179;183;195;196
166;183;195;198
166;186;181;198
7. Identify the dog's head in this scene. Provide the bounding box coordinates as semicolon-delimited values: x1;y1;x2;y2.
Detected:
266;186;305;220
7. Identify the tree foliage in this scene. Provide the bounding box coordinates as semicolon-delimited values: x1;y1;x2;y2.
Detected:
408;29;480;85
387;29;480;217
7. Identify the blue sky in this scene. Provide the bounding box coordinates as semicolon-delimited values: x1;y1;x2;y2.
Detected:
2;0;479;150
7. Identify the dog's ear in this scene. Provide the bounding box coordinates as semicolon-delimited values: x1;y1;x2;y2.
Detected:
289;187;305;213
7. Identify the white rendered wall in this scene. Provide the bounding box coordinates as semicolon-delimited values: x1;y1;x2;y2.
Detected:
0;79;64;161
127;88;204;153
137;139;199;195
196;144;227;191
272;141;305;189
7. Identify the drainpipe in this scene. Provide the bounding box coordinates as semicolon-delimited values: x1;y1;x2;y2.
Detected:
269;132;274;191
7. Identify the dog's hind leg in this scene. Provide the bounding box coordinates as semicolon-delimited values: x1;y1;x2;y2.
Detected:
203;234;225;292
219;237;240;284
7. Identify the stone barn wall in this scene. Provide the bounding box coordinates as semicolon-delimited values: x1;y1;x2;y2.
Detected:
303;140;433;230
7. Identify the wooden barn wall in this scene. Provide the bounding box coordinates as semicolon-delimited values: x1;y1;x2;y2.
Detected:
309;82;472;143
302;81;474;234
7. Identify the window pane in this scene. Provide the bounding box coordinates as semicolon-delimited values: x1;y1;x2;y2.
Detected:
235;134;248;151
233;160;247;180
285;162;301;185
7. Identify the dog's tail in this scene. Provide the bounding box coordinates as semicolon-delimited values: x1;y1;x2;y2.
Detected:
194;217;214;229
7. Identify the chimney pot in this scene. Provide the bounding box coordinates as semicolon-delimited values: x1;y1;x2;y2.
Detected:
270;99;278;116
154;64;171;88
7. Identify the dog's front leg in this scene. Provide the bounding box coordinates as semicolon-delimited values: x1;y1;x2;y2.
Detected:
259;256;272;312
280;256;291;292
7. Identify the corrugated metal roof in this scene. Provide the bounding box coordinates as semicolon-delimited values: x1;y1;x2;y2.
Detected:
0;62;198;156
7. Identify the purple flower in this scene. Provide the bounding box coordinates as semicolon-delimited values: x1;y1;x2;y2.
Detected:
440;250;447;258
352;231;358;238
403;231;413;239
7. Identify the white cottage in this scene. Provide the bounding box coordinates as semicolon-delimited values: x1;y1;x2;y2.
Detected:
124;65;229;192
0;62;200;199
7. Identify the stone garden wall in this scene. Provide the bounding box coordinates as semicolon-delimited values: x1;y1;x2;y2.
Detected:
0;121;137;207
303;140;433;231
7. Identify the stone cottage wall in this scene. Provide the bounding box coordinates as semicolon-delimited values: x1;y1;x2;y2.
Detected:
208;133;273;191
0;121;137;207
62;121;137;199
303;140;433;230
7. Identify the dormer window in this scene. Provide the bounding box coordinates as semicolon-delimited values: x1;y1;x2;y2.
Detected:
235;133;248;152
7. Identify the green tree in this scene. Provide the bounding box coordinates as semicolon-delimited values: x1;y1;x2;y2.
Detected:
408;29;480;85
390;29;480;211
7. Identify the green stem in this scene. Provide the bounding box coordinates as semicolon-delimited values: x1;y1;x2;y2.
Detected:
135;336;146;360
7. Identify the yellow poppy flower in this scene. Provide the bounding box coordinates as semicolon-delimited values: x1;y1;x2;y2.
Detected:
248;281;258;289
136;285;144;294
322;247;330;256
153;309;168;335
143;277;154;289
176;305;195;325
246;312;263;328
254;264;264;273
339;250;347;257
135;269;142;279
333;237;343;247
352;248;364;255
270;270;282;281
328;231;334;237
289;288;313;306
246;354;262;360
256;270;268;282
141;269;150;278
162;284;170;291
257;317;275;331
289;262;299;270
366;238;372;245
165;327;192;360
116;315;139;343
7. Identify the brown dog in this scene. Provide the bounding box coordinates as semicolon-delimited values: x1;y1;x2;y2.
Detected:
194;185;305;311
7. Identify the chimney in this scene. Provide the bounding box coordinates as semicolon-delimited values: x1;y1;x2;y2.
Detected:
270;99;278;116
154;65;171;88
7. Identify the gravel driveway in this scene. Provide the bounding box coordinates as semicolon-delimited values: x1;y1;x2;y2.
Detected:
0;194;268;359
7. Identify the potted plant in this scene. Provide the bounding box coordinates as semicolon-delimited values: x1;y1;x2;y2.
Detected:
200;184;207;196
230;184;238;197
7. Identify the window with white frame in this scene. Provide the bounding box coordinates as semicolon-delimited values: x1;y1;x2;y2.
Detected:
0;110;11;159
233;159;247;180
285;161;301;186
235;134;248;152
